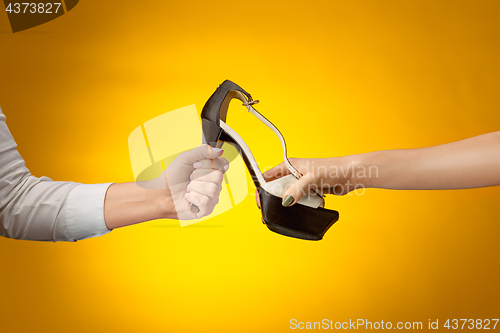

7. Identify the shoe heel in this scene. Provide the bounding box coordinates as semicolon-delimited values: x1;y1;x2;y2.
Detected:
202;118;223;148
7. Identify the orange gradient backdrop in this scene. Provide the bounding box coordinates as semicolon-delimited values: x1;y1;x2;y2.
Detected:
1;1;499;332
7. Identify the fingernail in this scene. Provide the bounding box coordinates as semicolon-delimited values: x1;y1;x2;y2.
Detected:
193;162;201;168
184;193;189;199
282;195;294;207
212;148;223;154
189;173;193;180
186;184;190;192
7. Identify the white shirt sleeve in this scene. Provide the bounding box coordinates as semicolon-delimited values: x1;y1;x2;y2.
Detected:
0;108;113;242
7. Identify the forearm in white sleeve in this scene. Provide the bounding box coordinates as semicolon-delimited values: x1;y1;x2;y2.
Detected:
0;108;112;242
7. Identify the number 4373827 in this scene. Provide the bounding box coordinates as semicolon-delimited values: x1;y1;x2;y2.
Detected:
444;319;498;330
5;3;62;14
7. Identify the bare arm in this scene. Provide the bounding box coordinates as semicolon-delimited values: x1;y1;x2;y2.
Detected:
102;182;176;229
104;145;228;229
358;131;500;190
263;132;500;206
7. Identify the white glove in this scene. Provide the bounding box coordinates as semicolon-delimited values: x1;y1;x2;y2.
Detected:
164;144;229;220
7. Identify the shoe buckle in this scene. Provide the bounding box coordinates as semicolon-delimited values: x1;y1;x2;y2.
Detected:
242;100;259;107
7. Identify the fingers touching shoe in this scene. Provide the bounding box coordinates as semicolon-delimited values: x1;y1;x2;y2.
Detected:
262;157;365;207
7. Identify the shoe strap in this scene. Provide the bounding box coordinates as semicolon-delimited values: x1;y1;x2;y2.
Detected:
245;104;302;180
220;89;302;180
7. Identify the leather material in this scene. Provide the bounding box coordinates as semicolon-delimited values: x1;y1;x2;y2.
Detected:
202;79;309;184
201;80;340;240
258;187;339;241
201;80;252;126
201;118;223;147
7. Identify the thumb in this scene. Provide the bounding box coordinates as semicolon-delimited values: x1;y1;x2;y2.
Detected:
178;145;223;164
282;174;316;207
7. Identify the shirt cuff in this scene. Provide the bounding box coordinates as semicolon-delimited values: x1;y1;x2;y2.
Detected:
65;183;113;241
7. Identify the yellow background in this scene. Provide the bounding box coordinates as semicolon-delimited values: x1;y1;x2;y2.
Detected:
1;1;499;332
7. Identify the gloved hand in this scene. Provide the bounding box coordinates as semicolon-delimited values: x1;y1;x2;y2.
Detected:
164;145;229;219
